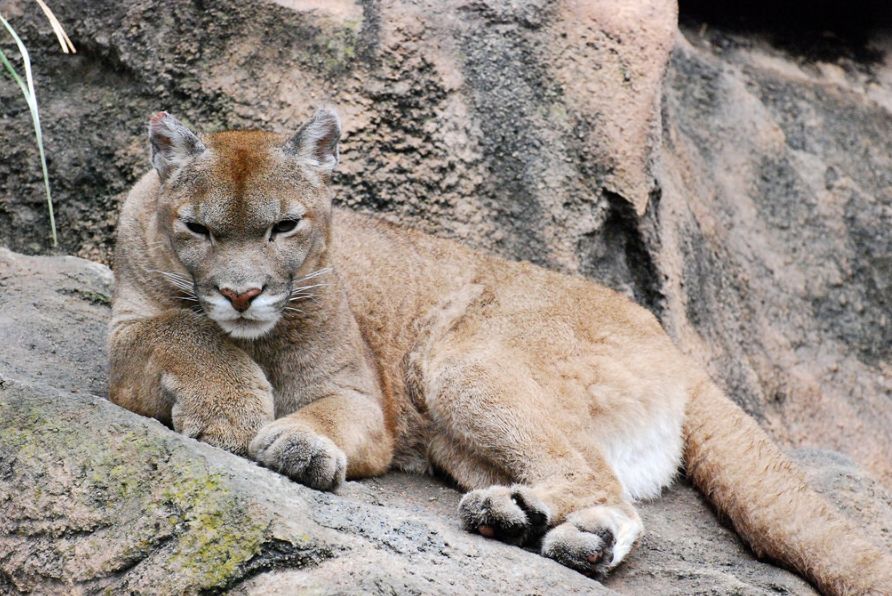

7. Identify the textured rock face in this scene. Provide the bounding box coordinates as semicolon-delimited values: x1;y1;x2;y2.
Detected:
0;0;675;278
658;29;892;483
1;0;888;487
4;248;892;594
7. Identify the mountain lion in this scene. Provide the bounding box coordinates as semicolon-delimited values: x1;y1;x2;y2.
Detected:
109;108;891;594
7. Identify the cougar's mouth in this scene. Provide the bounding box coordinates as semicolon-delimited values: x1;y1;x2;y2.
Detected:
209;291;290;340
216;316;279;340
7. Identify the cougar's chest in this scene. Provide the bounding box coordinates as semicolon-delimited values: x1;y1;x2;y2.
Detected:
236;334;323;417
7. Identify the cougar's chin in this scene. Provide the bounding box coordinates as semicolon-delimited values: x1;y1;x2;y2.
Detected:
216;317;279;340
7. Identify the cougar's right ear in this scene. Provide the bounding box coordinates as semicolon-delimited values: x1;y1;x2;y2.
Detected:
148;112;206;182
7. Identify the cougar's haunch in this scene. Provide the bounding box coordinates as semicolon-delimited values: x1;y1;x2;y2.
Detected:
109;109;892;594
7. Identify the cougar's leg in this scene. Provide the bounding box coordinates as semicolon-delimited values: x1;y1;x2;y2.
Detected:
109;310;275;455
249;389;394;491
422;350;642;578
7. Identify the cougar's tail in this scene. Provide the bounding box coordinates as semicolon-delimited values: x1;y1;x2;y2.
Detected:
684;380;892;595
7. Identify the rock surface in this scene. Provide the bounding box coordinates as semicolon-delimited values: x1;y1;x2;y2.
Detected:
1;0;890;487
2;249;892;594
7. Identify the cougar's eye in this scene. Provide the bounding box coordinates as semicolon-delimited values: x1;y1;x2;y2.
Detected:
185;221;210;237
271;218;299;236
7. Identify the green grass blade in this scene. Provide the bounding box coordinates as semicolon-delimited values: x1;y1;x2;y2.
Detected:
0;45;30;96
1;13;58;247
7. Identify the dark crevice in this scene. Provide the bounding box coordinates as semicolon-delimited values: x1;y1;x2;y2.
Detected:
208;539;337;595
0;568;16;593
594;190;665;318
680;0;891;64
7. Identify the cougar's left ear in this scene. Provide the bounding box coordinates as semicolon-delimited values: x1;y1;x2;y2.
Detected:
285;107;341;176
148;112;206;182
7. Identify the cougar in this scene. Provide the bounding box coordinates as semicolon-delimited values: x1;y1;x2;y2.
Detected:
108;108;892;594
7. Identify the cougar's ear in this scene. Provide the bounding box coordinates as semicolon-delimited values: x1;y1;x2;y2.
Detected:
285;107;341;177
148;111;206;182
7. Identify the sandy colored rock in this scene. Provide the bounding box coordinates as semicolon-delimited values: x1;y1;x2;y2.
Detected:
658;29;892;483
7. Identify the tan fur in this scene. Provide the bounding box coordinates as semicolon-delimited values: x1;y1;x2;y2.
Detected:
110;112;892;593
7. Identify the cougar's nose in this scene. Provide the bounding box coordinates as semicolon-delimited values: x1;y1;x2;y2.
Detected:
218;286;262;312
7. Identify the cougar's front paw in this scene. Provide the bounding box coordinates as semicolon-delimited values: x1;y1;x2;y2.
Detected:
249;420;347;492
541;504;641;579
459;485;550;545
165;372;274;456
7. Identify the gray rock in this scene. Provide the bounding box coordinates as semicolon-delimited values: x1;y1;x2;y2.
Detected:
0;248;111;397
3;233;892;595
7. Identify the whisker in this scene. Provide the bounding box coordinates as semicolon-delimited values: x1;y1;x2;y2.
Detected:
151;268;186;277
147;269;201;308
288;283;330;304
283;268;333;307
150;269;194;284
156;271;188;280
160;275;193;286
155;275;193;291
294;267;332;283
291;282;330;292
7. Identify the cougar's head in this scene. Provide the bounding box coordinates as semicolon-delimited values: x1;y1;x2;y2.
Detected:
147;108;341;339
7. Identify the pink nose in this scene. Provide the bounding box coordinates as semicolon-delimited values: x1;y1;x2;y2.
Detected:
219;287;262;312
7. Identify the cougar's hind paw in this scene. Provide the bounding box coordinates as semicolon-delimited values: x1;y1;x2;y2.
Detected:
541;522;615;578
458;485;550;545
541;504;641;579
